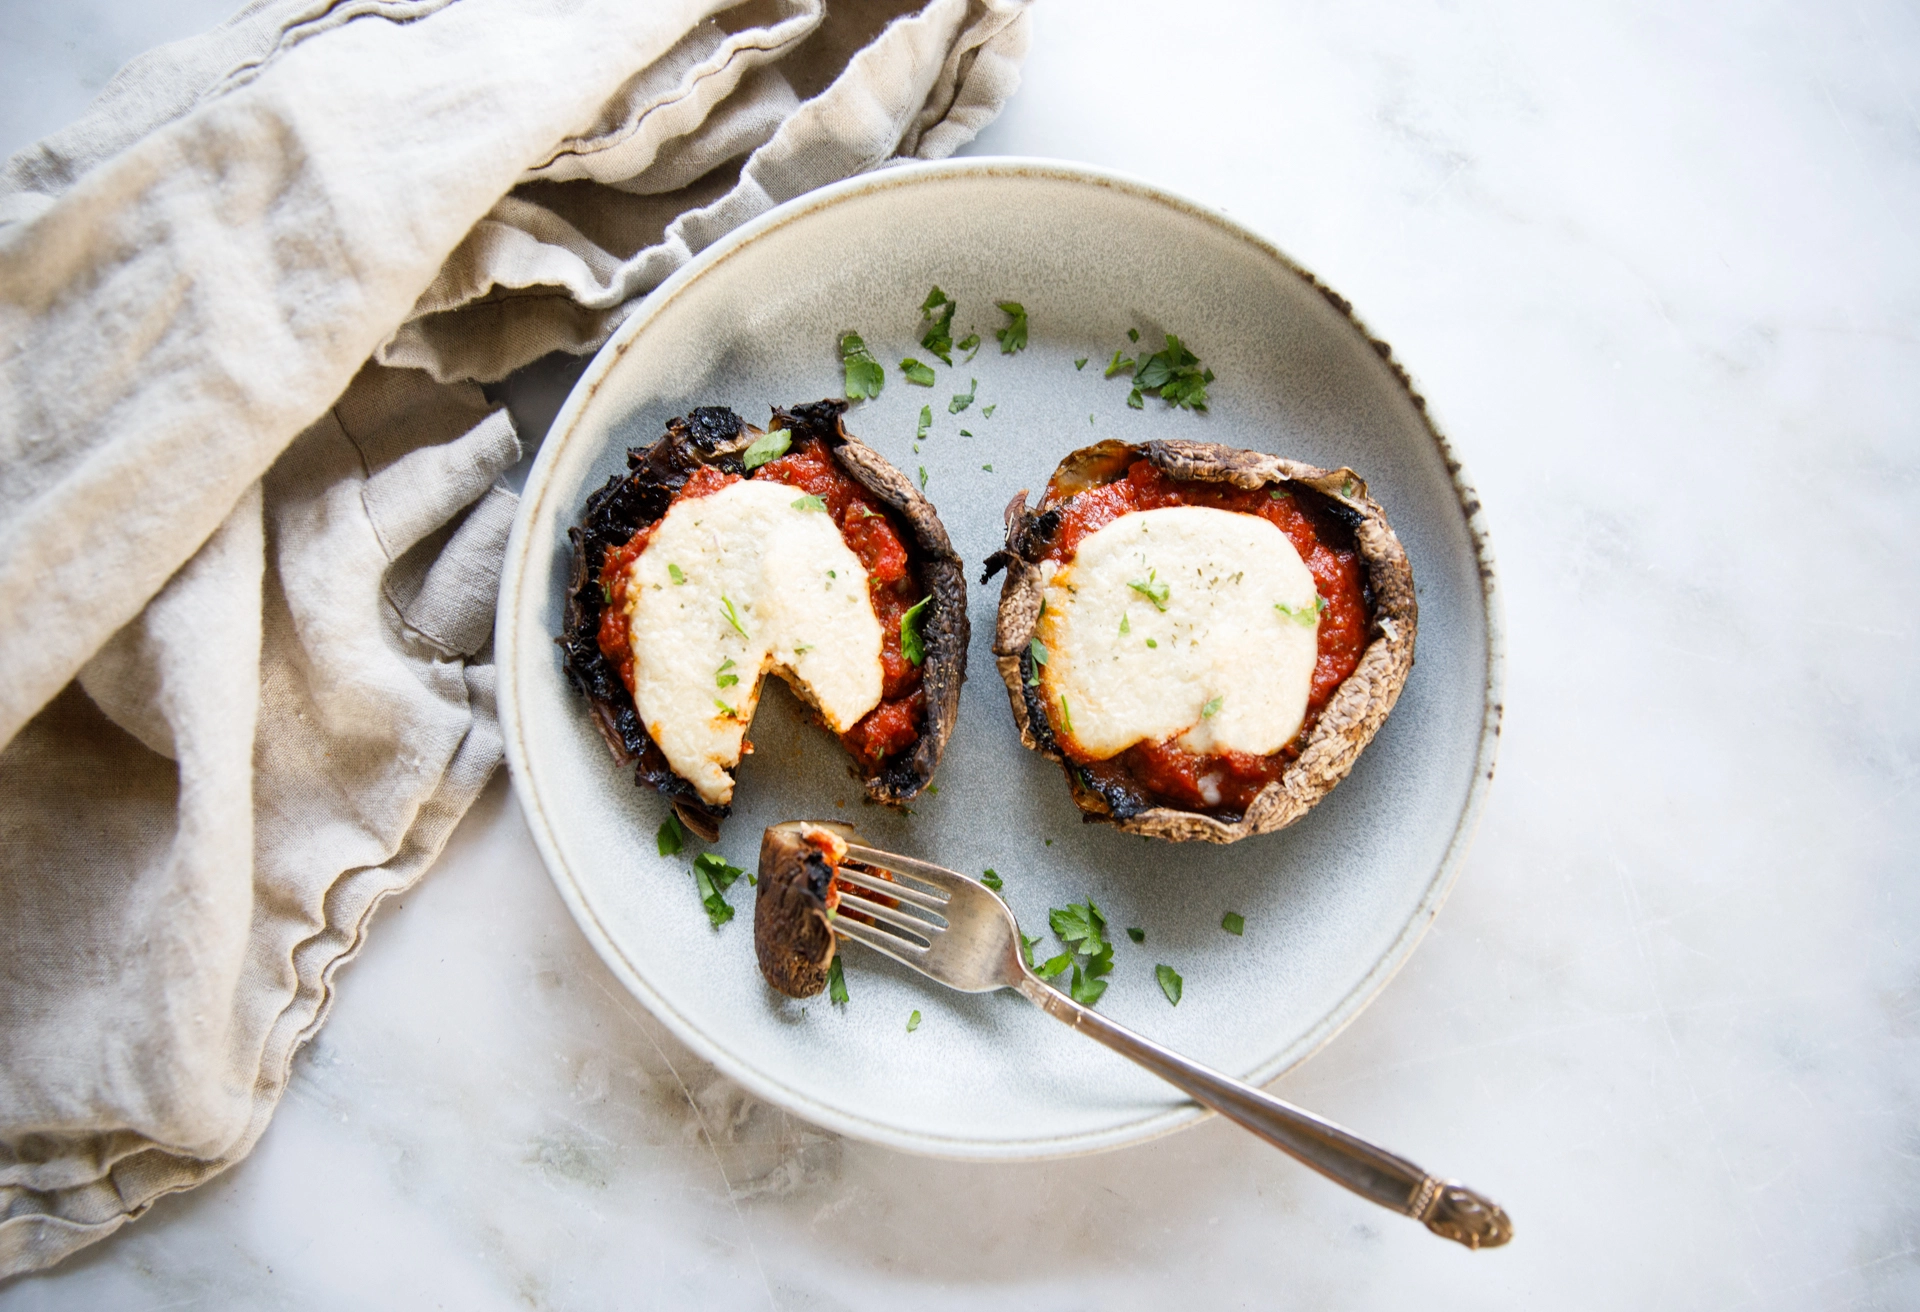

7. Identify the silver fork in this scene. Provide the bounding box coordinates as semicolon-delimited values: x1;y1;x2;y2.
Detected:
807;824;1513;1250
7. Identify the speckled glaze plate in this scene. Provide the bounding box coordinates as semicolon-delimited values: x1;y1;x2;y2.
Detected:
496;158;1502;1159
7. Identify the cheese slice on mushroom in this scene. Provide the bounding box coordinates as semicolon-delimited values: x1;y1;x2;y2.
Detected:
1036;506;1320;761
625;479;883;805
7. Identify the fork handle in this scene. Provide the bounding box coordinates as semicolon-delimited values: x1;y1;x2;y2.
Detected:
1014;973;1512;1249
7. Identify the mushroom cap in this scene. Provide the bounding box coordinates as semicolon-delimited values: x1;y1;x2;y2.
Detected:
754;822;856;998
984;439;1417;844
558;401;968;840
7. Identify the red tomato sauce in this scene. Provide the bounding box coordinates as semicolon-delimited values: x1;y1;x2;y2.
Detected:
595;439;927;771
1040;459;1370;815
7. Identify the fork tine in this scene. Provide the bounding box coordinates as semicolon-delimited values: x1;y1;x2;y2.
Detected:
842;846;963;901
833;913;930;966
837;889;945;940
836;866;948;912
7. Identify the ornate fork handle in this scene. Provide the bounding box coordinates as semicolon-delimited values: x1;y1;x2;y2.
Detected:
1015;973;1513;1249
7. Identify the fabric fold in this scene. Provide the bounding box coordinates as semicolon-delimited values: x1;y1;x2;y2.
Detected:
0;0;1031;1277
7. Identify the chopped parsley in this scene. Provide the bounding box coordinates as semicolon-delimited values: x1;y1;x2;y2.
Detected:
1043;900;1113;1007
1107;331;1213;410
1035;952;1072;979
918;465;928;490
713;698;739;718
1059;694;1073;734
982;463;993;471
1222;911;1246;936
899;595;931;667
1145;638;1158;649
791;494;827;513
957;331;981;361
668;563;686;585
716;657;739;689
1275;599;1321;626
900;358;937;387
1126;926;1145;943
720;594;749;639
1029;636;1049;667
600;580;612;604
657;813;687;857
981;404;996;418
959;429;972;437
742;427;792;470
1156;963;1183;1005
838;332;885;400
918;287;956;364
1119;613;1130;636
1020;932;1043;968
995;300;1028;354
907;1009;922;1032
1128;571;1170;611
692;852;745;928
827;955;849;1004
981;868;1003;891
1202;695;1224;718
1128;328;1140;342
1269;487;1292;500
1075;357;1089;370
1342;477;1356;497
917;404;932;440
948;378;976;414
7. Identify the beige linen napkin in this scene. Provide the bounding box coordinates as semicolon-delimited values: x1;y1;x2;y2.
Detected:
0;0;1029;1276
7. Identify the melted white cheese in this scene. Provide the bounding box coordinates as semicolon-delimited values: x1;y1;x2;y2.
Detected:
625;479;883;805
1036;505;1320;760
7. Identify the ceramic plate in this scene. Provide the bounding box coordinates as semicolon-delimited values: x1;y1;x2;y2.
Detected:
496;158;1502;1158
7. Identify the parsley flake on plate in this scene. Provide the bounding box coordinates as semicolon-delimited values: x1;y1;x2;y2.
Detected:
948;378;976;414
957;331;981;361
1020;932;1043;968
899;595;931;667
900;358;937;386
827;955;849;1004
907;1009;922;1032
1036;952;1072;979
918;286;956;364
981;404;995;418
1075;357;1088;370
918;465;928;490
916;405;932;440
838;332;885;400
1113;331;1213;411
981;868;1003;891
982;463;993;471
692;852;745;928
1126;926;1145;943
742;426;792;470
1156;963;1183;1005
1222;911;1246;936
656;812;687;857
995;300;1028;354
959;429;972;437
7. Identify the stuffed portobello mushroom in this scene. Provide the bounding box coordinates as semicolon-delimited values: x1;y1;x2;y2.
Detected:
558;401;968;841
983;439;1415;844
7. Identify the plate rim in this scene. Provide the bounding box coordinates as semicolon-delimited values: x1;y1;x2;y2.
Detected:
495;155;1506;1160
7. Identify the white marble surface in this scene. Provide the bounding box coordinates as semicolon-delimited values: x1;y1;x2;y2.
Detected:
5;0;1919;1307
